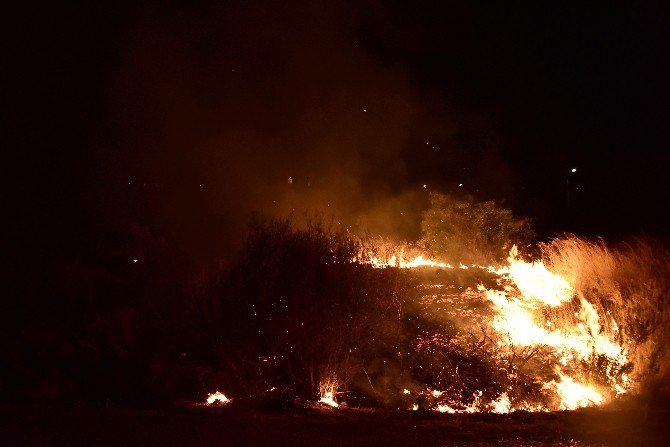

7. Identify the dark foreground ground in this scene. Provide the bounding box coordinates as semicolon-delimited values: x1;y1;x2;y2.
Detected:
1;403;668;447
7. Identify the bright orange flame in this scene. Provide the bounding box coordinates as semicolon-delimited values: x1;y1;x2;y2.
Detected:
358;243;631;412
489;393;512;414
481;246;628;409
206;391;231;405
368;254;453;269
318;377;340;408
506;246;573;307
545;369;603;410
436;403;456;413
319;391;339;408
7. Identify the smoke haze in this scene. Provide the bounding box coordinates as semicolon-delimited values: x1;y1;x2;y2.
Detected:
7;1;670;270
100;1;517;260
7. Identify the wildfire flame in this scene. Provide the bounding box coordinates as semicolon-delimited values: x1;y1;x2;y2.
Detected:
505;246;573;307
489;393;512;414
206;391;231;405
318;378;340;408
436;403;456;413
319;391;339;408
367;254;453;269
483;247;628;409
366;244;630;412
363;246;507;274
544;369;604;410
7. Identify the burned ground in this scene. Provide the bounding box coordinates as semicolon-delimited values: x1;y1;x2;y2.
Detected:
2;403;668;447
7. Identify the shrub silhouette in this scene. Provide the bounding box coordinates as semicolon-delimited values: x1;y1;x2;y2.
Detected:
218;216;412;401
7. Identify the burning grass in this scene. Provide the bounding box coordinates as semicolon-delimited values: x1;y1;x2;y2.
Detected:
540;236;670;398
205;218;669;413
406;234;670;412
11;212;668;414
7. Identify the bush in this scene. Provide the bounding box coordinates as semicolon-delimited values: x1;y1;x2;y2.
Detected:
420;193;534;264
218;216;413;402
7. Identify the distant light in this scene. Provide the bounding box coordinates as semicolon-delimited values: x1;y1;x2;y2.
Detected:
458;183;463;187
133;259;138;263
363;108;367;113
422;184;427;189
571;168;577;173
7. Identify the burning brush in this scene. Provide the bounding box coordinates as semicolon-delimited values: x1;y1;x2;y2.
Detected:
206;391;231;406
318;377;341;408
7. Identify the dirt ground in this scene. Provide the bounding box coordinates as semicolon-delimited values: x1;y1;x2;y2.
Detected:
1;403;668;447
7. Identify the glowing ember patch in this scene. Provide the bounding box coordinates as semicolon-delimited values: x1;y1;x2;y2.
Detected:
206;391;231;405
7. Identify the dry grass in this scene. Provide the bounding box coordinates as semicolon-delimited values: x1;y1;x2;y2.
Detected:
541;235;670;398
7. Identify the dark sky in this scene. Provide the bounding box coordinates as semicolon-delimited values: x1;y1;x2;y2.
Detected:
6;1;670;268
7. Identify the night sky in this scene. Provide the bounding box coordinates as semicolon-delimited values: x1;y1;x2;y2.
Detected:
6;1;670;272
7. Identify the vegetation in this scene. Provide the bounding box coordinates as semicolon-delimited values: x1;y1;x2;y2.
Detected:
541;235;670;398
217;216;413;402
5;210;670;410
420;193;535;264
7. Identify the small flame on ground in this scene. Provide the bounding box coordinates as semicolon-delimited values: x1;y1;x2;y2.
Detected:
319;391;339;407
545;370;603;410
206;391;231;405
364;248;509;274
368;254;453;269
490;393;512;414
319;378;341;408
436;403;456;413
